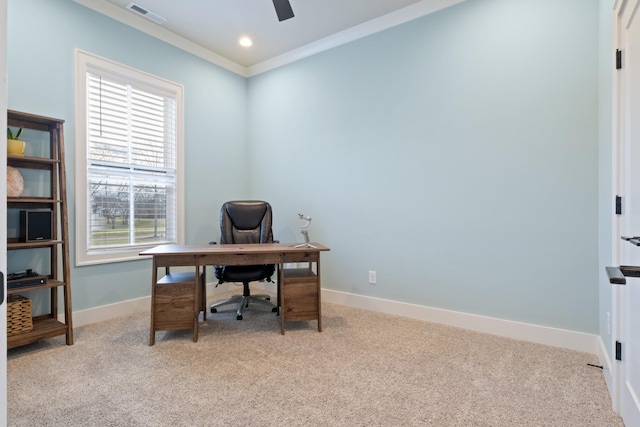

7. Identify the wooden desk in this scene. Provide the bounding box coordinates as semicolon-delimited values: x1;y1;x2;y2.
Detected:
140;243;330;339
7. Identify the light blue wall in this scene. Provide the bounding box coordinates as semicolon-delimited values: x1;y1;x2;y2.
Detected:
249;0;600;332
7;0;249;311
7;0;604;335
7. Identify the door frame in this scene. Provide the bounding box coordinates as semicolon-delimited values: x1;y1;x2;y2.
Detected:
611;0;623;414
1;0;8;424
611;0;640;423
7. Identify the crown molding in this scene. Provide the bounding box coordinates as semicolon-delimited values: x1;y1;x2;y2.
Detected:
247;0;464;76
74;0;464;78
73;0;249;76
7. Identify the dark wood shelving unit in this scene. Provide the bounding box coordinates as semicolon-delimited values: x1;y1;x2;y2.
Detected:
6;110;73;349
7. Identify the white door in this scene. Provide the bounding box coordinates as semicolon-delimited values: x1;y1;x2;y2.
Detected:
616;1;640;426
1;0;8;425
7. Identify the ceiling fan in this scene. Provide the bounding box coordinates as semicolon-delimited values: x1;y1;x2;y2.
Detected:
273;0;295;21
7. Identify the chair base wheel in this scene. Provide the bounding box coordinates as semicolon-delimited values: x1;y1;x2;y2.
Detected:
210;293;276;319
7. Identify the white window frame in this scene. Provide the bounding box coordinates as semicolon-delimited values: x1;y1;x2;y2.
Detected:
74;49;184;266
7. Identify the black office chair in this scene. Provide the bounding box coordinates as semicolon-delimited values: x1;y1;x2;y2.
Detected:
209;200;278;320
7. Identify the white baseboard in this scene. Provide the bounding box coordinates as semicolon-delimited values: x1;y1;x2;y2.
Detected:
69;282;239;328
67;284;599;355
71;295;151;327
597;335;617;411
321;289;599;354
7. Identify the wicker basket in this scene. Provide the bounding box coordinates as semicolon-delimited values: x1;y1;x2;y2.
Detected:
7;295;33;336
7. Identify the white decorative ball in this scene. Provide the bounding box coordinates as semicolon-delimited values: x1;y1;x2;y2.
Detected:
7;166;24;198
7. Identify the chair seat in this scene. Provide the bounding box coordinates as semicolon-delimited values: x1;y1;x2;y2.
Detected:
217;264;275;282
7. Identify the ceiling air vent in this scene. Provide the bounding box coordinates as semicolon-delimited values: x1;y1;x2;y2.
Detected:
126;2;166;24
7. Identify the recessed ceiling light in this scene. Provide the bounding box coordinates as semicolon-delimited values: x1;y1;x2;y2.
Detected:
239;37;253;47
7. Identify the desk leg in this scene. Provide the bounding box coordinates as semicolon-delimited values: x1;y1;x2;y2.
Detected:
149;257;158;346
200;261;207;320
193;258;200;343
280;263;285;335
317;258;322;332
276;263;281;315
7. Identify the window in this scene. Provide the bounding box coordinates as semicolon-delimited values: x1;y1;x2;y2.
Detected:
75;50;184;265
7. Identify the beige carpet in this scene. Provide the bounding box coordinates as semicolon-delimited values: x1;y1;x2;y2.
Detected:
7;296;623;426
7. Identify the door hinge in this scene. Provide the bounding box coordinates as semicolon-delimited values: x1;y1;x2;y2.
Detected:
616;49;623;70
616;195;622;215
616;340;622;361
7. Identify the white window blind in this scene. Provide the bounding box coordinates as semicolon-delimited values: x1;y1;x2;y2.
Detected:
75;50;184;265
87;73;177;250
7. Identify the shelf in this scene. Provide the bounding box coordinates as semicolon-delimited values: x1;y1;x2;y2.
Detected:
8;197;61;204
8;155;58;170
283;268;317;279
8;154;59;162
8;239;63;249
7;279;66;295
8;109;64;129
7;317;70;349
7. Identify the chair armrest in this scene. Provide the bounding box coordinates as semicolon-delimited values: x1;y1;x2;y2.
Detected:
209;240;276;244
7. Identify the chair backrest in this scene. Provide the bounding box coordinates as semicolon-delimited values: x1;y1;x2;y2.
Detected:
219;200;274;245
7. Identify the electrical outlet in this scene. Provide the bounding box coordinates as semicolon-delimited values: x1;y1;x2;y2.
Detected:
368;270;376;284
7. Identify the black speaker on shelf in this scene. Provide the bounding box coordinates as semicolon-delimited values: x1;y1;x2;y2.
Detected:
20;210;53;242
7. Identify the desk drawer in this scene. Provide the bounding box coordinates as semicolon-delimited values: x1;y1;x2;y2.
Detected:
282;251;319;264
154;281;197;330
198;253;282;266
281;268;319;322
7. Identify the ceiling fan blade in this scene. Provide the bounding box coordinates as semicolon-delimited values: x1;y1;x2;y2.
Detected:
273;0;294;21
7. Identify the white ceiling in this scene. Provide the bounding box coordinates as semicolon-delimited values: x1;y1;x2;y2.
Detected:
74;0;464;76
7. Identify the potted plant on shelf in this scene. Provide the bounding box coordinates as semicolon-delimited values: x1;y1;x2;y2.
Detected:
7;127;25;156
